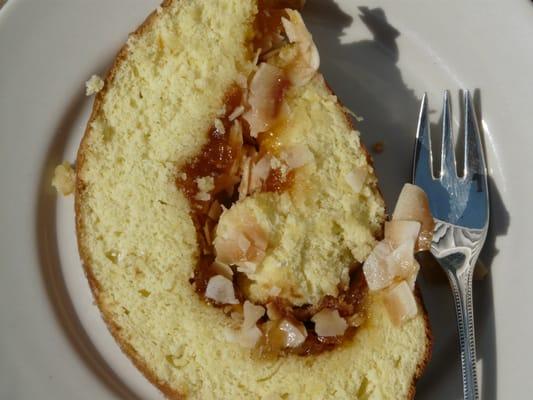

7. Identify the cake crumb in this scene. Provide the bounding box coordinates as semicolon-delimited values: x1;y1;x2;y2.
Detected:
196;176;215;193
52;161;76;196
126;35;136;48
372;141;384;154
269;156;288;175
214;118;225;134
85;75;104;96
195;191;211;202
340;267;350;289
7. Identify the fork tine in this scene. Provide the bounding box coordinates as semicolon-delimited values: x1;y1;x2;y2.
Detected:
412;93;435;184
440;90;458;179
463;90;487;180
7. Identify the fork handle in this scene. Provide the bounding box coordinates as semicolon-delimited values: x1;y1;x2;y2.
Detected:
440;256;479;400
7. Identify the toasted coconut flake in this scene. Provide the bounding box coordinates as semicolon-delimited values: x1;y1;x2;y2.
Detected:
392;183;435;251
228;120;243;148
205;275;239;304
285;47;318;87
238;156;252;199
243;301;265;330
384;220;421;249
263;320;286;352
243;63;287;138
383;281;418;326
235;261;257;274
279;319;307;348
229;158;241;182
344;168;367;193
280;144;314;170
214;237;245;265
266;302;282;320
228;105;245;121
362;240;394;291
203;221;213;246
281;16;297;43
215;212;263;264
250;155;272;192
207;200;223;220
252;48;261;65
312;309;347;337
214;118;225;134
214;209;268;269
386;239;419;290
240;326;263;348
211;261;233;279
281;10;320;86
225;325;263;348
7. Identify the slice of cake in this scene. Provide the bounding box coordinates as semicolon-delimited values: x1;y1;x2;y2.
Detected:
75;1;431;398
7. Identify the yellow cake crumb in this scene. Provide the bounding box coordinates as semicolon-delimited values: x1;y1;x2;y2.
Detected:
196;176;214;192
52;161;75;196
85;74;104;96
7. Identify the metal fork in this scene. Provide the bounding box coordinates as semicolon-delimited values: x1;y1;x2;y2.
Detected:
412;91;489;400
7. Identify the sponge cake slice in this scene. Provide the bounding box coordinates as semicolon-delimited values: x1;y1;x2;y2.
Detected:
75;0;431;398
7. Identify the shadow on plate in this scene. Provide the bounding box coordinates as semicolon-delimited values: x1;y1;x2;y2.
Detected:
304;1;507;399
35;88;142;399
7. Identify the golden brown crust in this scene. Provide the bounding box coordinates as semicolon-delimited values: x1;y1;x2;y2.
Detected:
75;1;185;399
74;1;431;398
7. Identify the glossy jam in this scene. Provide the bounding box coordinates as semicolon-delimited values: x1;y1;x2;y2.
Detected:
263;168;294;192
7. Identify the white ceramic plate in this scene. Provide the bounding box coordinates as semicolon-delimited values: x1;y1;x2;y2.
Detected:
1;1;532;398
